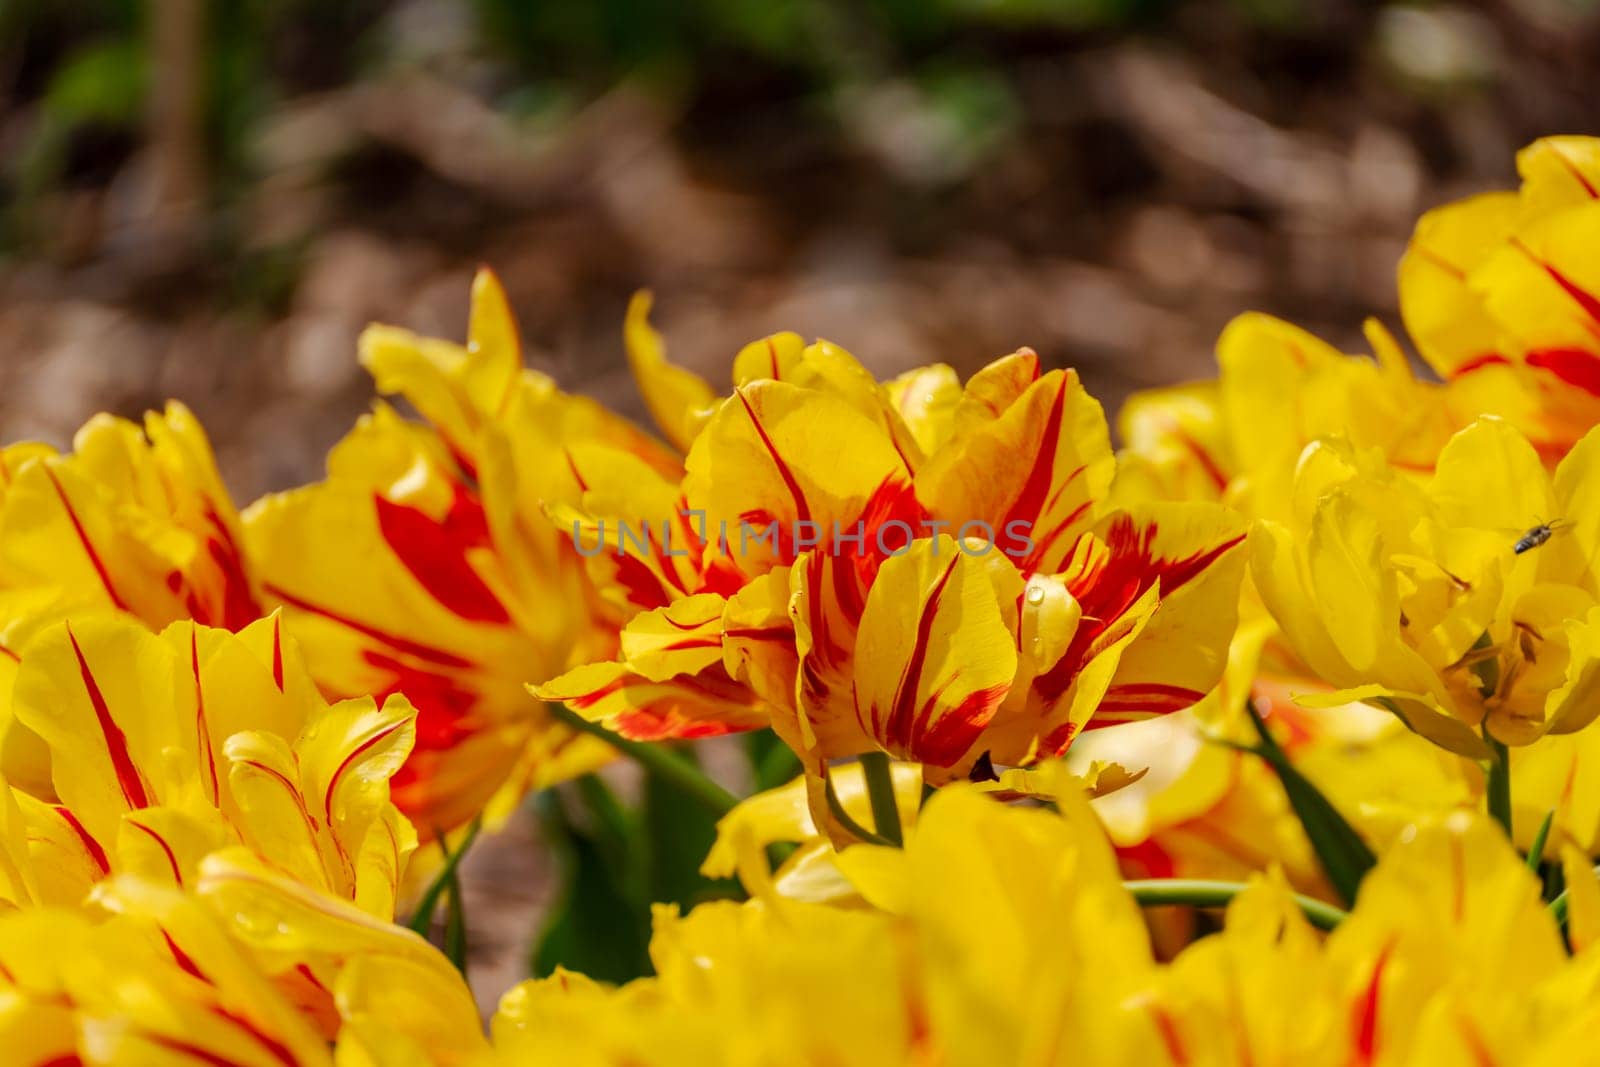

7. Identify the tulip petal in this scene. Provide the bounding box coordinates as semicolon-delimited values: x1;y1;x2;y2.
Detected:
624;291;717;453
917;368;1114;574
1398;192;1520;375
852;537;1017;766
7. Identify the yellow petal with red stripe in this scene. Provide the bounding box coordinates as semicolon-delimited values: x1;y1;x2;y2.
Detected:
115;806;226;891
11;616;189;849
536;661;768;742
195;847;485;1064
1324;812;1564;1062
918;368;1114;574
227;693;417;915
720;567;798;714
941;350;1043;448
1474;200;1600;368
358;268;522;469
1398;191;1520;376
1114;381;1233;504
91;874;338;1064
851;537;1017;767
1517;135;1600;217
1094;502;1249;724
617;594;728;682
684;380;912;574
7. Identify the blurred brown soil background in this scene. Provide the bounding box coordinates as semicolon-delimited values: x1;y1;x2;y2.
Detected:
2;0;1596;1010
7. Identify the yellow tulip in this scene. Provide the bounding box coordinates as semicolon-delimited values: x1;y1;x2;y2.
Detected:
486;774;1600;1066
246;269;679;836
0;403;261;639
0;882;334;1065
0;613;416;928
489;781;1168;1066
0;405;266;800
0;608;484;1060
1254;417;1600;753
542;305;1249;835
1401;136;1600;458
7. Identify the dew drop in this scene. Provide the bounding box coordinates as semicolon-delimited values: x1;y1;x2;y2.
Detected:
1025;585;1047;606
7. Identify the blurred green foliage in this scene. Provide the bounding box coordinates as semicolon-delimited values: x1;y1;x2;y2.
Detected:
472;0;1165;84
0;0;1351;271
2;0;1190;253
0;0;378;251
532;746;743;984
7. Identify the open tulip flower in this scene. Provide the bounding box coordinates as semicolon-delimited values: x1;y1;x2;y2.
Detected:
0;611;493;1061
0;402;261;643
1401;136;1600;458
1254;416;1600;756
246;270;682;836
539;299;1249;832
0;613;415;917
0;405;263;788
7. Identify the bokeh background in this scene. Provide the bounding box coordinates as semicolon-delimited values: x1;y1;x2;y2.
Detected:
3;0;1597;1009
6;0;1599;500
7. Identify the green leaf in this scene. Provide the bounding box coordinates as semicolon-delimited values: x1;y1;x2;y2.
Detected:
574;773;643;901
1245;701;1376;907
644;744;742;909
43;40;146;127
745;729;802;792
443;865;470;978
1125;878;1347;931
530;791;652;983
1484;732;1512;838
1528;809;1555;875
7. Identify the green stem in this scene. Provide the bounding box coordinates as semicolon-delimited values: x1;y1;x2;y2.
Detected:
1124;879;1348;932
407;817;482;935
1485;733;1512;839
547;702;738;817
824;770;892;846
859;751;903;847
1527;809;1555;874
443;865;469;975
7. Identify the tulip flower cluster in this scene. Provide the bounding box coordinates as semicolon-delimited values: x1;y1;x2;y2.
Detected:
2;135;1600;1065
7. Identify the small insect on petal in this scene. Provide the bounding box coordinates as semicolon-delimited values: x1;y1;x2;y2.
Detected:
1512;518;1569;554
